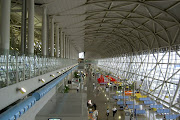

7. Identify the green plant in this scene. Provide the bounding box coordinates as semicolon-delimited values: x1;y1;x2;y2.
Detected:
64;86;69;93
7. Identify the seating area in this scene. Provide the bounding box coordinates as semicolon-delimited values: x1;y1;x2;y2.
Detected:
135;110;146;115
113;96;129;99
114;92;179;119
117;101;124;105
126;101;134;105
128;105;140;109
157;109;170;114
165;114;180;119
144;100;155;105
139;97;151;101
150;104;163;109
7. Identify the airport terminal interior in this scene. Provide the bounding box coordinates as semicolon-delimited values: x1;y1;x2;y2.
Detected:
0;0;180;120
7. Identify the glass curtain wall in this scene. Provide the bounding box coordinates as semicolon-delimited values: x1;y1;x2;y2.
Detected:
97;45;180;113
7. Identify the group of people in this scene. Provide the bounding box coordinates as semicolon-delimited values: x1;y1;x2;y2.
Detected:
106;106;117;118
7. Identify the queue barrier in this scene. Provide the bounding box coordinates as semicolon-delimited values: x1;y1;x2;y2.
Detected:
144;100;155;105
150;104;163;109
135;110;146;115
157;109;170;114
0;96;36;120
139;98;151;101
165;114;180;119
128;105;140;109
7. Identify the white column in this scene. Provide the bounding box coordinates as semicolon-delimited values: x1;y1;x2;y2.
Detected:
0;0;11;53
42;6;47;56
60;31;63;58
63;34;66;58
27;0;34;55
65;36;67;58
69;43;71;59
50;17;54;57
55;24;59;57
68;39;70;58
66;38;69;58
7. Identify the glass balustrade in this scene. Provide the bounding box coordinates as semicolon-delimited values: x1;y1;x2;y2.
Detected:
0;51;78;88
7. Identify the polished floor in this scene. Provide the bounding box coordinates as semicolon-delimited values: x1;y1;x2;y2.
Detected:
83;71;166;120
36;70;169;120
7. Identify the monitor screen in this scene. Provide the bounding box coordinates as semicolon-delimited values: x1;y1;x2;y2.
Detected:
48;118;61;120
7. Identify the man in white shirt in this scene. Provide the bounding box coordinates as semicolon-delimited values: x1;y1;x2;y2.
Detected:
112;106;117;117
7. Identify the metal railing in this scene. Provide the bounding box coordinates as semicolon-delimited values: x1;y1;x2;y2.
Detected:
0;51;77;88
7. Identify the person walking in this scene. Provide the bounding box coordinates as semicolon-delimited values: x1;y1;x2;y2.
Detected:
93;82;95;87
93;103;97;110
77;85;79;93
106;109;110;118
112;106;117;117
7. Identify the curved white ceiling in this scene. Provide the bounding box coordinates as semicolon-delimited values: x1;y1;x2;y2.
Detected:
12;0;180;59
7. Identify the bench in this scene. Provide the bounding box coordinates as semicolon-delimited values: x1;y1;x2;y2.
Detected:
135;110;146;115
128;105;140;109
144;100;155;105
139;97;151;101
113;96;129;99
165;114;180;119
126;101;134;105
156;109;170;114
117;101;124;105
150;104;163;109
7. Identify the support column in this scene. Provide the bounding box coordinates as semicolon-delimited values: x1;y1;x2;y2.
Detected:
55;24;59;57
47;16;50;57
60;31;63;58
69;41;71;59
66;39;69;58
50;16;54;57
69;43;71;59
21;0;27;54
27;0;34;55
63;34;66;58
0;0;11;53
42;6;47;56
65;36;67;58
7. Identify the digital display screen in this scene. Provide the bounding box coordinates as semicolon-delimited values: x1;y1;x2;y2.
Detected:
48;118;61;120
